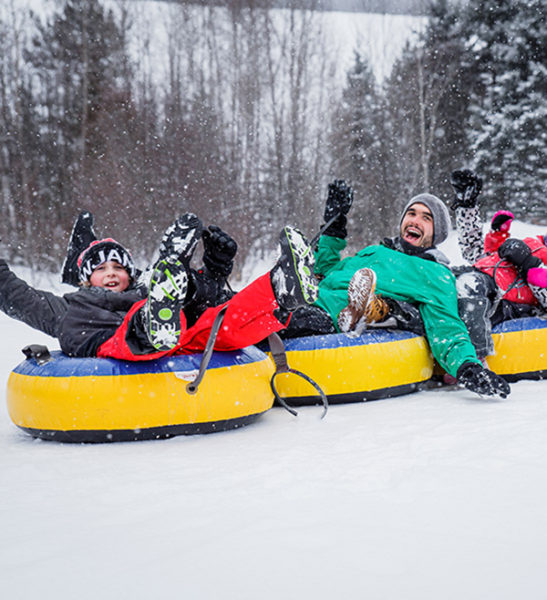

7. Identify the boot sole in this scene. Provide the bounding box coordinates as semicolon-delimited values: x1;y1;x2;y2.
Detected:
338;268;377;332
284;226;318;305
159;213;203;263
147;259;188;351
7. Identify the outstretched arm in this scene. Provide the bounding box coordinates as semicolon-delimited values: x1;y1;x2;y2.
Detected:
312;179;353;276
312;179;353;245
0;258;68;337
450;169;484;264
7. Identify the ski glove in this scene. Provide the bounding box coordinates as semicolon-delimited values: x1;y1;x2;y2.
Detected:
323;180;353;239
202;225;238;278
450;169;483;210
324;179;354;221
457;362;510;398
491;210;514;233
498;238;541;279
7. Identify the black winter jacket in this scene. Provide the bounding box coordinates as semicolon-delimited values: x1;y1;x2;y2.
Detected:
58;286;145;357
0;258;145;357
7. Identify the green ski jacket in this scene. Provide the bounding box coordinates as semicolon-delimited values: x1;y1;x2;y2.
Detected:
314;235;480;377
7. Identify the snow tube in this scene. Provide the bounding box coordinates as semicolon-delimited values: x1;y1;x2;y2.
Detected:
272;329;434;405
7;347;275;443
487;316;547;381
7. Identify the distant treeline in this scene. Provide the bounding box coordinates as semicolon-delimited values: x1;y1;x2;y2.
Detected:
148;0;464;17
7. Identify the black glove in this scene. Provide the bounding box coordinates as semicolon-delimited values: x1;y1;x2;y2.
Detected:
457;362;510;398
323;180;353;239
498;238;541;279
450;169;483;210
202;225;238;278
324;179;353;221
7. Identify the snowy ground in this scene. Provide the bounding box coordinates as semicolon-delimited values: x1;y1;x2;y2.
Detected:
2;223;547;599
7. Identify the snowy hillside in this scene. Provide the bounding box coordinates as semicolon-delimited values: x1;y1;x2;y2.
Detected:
1;224;547;599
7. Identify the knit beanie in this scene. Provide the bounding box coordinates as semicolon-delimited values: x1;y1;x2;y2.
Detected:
400;193;451;246
78;238;136;283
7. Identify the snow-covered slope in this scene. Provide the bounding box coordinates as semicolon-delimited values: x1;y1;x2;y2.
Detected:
1;224;546;599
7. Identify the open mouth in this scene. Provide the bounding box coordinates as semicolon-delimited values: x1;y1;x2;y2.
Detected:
403;227;422;243
105;281;119;288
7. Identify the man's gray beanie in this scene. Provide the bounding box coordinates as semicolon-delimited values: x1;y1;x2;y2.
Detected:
400;193;451;246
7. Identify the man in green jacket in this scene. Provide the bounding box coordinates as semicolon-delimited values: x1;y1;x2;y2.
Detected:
284;180;510;399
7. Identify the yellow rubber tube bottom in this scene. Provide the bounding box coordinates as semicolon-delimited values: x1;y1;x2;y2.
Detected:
273;336;433;398
487;327;547;376
7;357;275;433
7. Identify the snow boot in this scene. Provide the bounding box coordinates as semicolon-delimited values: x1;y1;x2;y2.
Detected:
338;268;389;333
270;226;318;311
61;211;97;287
158;213;203;263
366;295;390;324
144;258;189;351
138;213;203;290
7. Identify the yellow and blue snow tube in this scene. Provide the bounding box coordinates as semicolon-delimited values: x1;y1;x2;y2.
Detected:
7;348;275;443
487;316;547;380
271;329;434;405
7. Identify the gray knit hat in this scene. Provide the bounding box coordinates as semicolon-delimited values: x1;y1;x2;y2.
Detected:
400;193;451;246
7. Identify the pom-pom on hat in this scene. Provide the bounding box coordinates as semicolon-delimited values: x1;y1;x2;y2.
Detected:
78;238;136;283
400;193;451;246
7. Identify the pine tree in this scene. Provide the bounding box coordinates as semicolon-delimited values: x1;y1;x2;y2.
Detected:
461;0;547;219
383;0;475;205
330;50;392;245
25;0;136;250
333;53;379;178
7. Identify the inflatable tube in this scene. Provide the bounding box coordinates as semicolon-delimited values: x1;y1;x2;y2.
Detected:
7;347;275;443
273;329;434;405
487;316;547;381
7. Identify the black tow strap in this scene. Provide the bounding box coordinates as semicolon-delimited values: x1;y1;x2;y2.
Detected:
310;212;341;249
186;305;228;395
267;332;328;419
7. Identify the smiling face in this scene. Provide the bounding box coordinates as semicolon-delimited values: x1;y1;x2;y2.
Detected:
400;202;435;248
89;261;130;292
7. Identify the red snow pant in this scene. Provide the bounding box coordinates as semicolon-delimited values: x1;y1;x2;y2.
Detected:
97;273;288;361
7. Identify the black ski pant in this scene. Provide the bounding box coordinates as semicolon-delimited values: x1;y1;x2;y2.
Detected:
454;267;535;358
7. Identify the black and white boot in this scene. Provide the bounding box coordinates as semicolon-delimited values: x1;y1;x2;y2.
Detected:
144;258;189;351
139;213;203;289
270;226;318;311
158;213;203;263
61;211;97;287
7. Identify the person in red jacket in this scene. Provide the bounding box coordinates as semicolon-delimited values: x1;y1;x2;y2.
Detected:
479;212;547;298
450;169;547;358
